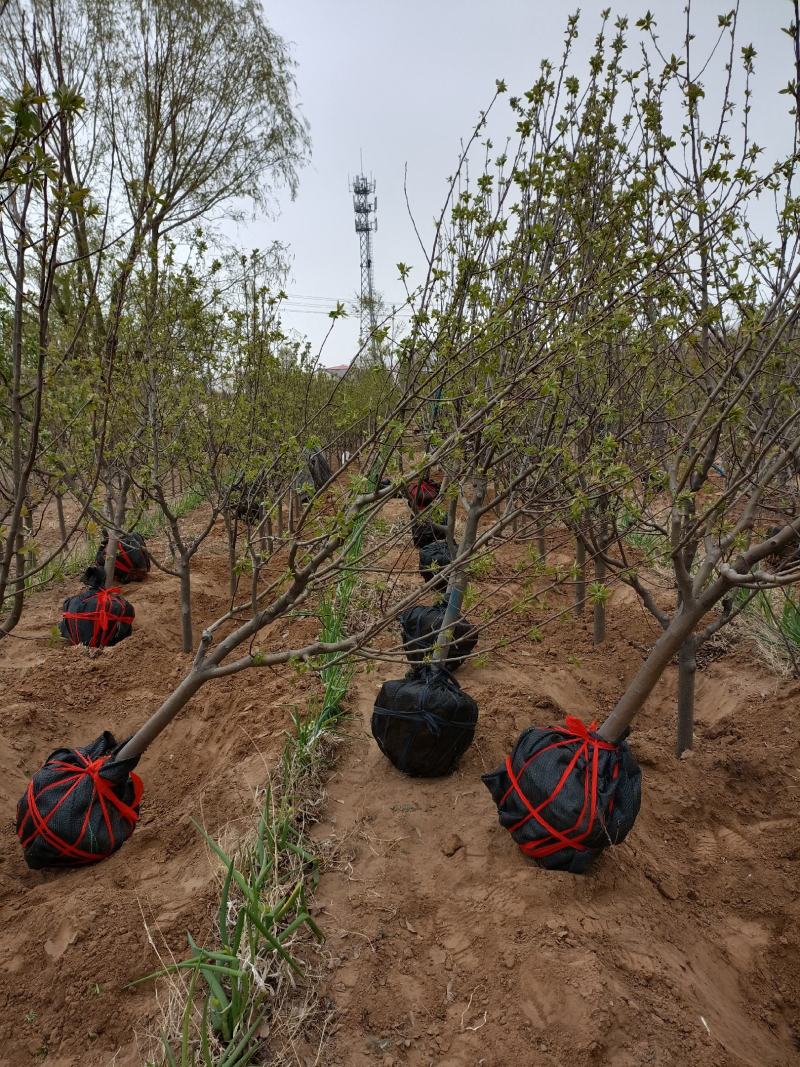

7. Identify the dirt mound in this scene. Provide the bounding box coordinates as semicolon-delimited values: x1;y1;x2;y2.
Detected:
309;550;800;1067
0;519;317;1066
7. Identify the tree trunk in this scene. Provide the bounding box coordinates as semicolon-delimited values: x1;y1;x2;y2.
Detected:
222;511;238;599
104;479;130;587
55;493;68;543
676;636;697;756
593;553;606;645
276;495;284;540
179;559;193;653
435;479;486;663
116;668;210;761
537;524;546;558
1;529;26;635
265;514;274;554
445;495;458;557
575;536;586;615
598;601;707;743
24;503;36;573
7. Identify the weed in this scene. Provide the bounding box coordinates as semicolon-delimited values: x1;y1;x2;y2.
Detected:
145;491;372;1065
735;587;800;676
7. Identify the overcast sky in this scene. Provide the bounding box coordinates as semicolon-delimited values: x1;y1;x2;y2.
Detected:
230;1;796;365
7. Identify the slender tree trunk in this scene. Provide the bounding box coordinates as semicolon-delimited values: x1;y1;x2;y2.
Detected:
256;506;269;559
288;491;296;534
537;523;546;558
593;553;606;645
599;601;707;743
24;502;36;573
104;478;130;587
55;493;68;543
1;529;26;634
435;479;487;663
445;495;458;557
575;536;586;615
676;636;697;756
0;205;30;623
276;494;284;540
179;558;193;653
223;511;238;599
265;514;274;554
116;668;210;761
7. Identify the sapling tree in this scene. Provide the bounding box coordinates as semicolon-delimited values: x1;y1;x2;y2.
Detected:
30;0;310;578
570;7;800;753
0;15;109;633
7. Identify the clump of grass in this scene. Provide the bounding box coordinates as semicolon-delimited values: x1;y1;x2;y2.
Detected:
139;772;327;1066
734;587;800;677
143;492;372;1066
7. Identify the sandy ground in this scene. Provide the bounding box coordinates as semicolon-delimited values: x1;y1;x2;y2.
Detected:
309;526;800;1067
0;517;319;1066
0;503;798;1066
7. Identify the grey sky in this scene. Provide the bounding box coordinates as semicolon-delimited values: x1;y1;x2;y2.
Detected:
235;2;795;364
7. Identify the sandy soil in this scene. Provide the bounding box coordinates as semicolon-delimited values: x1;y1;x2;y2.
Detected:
1;503;799;1066
309;529;800;1067
0;517;319;1066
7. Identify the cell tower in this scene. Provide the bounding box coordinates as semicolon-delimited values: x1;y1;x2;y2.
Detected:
350;169;378;355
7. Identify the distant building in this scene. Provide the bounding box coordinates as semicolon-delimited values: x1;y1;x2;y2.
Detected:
323;363;350;379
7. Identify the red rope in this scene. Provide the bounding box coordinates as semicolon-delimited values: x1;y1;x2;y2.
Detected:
114;542;147;579
407;479;439;509
503;715;616;860
62;587;134;647
18;749;143;863
115;543;133;574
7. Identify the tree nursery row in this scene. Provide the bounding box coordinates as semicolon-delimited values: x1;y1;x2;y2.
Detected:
3;1;800;1063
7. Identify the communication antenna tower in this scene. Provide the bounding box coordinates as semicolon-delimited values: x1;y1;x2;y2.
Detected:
350;166;378;354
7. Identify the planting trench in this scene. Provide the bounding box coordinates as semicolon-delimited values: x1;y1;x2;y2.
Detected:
0;511;798;1065
307;536;800;1067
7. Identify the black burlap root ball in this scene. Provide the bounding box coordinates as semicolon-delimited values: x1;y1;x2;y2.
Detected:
307;449;332;491
482;716;641;874
411;519;443;549
17;732;143;869
231;478;266;522
399;600;478;671
419;540;452;591
407;478;440;511
372;665;478;777
60;567;134;648
95;530;150;583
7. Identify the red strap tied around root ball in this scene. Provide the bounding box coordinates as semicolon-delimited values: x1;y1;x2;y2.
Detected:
407;479;439;509
18;749;143;864
62;587;134;647
501;714;619;861
114;543;146;579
